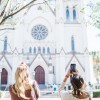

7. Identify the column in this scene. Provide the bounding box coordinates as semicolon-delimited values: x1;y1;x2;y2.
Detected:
48;57;54;84
0;68;2;90
32;71;35;80
48;65;54;84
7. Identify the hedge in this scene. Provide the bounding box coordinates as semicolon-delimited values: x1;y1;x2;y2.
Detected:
0;91;2;98
93;91;100;98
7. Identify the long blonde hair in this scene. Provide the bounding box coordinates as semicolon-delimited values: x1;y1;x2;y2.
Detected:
14;62;33;99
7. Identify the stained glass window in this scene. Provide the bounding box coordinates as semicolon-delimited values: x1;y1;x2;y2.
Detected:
32;25;48;40
73;7;76;20
47;47;50;54
38;47;41;53
66;6;69;20
34;47;36;54
29;47;32;53
43;47;45;54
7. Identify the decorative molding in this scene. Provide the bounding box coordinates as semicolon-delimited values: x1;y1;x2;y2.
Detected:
29;53;48;67
65;54;85;72
59;48;66;55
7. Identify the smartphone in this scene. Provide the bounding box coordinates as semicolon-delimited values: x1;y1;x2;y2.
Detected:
70;64;76;73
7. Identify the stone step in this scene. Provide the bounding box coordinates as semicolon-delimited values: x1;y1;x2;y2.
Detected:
1;91;10;98
39;84;47;90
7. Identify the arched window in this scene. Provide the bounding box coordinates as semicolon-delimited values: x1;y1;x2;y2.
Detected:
4;36;7;51
71;36;75;51
73;7;76;20
38;47;41;53
1;68;8;84
43;47;45;54
34;47;36;54
47;47;50;54
66;6;69;20
29;47;32;53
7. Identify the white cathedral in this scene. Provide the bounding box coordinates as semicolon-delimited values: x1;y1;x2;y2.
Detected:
0;0;93;88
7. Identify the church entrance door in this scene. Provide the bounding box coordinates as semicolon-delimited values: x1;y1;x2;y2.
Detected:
34;66;45;84
1;68;8;84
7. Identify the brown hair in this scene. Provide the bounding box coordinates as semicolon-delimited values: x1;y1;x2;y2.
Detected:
71;74;90;99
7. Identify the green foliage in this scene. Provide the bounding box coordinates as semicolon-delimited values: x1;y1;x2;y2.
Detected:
87;2;100;29
93;90;100;98
80;8;85;13
89;51;99;56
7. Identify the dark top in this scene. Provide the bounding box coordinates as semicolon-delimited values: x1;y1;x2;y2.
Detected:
9;81;39;100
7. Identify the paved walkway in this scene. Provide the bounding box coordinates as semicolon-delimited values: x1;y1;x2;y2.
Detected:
0;89;100;100
39;98;99;100
0;97;100;100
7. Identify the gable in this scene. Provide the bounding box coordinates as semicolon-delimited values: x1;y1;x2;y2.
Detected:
0;55;12;70
23;0;55;24
30;54;48;67
29;54;49;75
65;54;85;72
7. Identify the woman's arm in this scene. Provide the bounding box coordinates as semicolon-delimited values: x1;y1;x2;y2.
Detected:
59;68;79;91
59;69;70;91
63;69;71;82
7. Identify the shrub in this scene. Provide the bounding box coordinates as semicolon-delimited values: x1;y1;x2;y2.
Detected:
0;91;2;98
93;91;100;98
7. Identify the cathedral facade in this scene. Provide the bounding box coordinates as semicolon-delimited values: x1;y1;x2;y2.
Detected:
0;0;93;88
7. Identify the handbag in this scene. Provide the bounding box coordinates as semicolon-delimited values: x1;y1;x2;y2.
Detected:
32;84;36;100
31;80;39;100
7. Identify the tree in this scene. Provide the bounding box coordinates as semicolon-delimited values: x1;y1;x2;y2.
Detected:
87;1;100;29
80;1;100;29
0;0;55;31
0;0;54;54
0;0;37;30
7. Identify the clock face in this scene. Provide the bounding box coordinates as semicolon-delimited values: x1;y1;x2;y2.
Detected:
31;25;48;40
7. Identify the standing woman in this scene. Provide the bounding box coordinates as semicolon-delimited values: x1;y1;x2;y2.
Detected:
9;62;40;100
59;65;79;91
60;74;91;100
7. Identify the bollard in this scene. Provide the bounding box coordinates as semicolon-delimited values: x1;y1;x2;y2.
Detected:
68;85;71;90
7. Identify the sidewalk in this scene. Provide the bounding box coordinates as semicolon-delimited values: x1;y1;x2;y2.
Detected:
0;97;100;100
0;89;100;100
38;98;100;100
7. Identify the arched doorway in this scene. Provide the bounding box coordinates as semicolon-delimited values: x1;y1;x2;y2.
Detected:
1;68;8;84
34;66;45;84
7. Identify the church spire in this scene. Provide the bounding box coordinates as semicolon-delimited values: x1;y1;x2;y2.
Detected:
56;0;63;22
